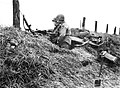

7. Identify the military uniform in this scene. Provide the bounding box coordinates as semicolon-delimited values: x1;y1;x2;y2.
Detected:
52;14;71;44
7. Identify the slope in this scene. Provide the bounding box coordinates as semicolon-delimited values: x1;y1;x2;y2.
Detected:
0;27;120;88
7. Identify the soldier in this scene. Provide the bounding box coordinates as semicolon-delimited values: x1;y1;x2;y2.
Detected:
52;14;71;44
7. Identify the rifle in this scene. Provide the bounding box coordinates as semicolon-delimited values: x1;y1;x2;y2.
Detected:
23;15;35;35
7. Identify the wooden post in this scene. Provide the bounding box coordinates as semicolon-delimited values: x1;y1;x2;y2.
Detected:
106;24;108;33
82;17;86;29
13;0;20;28
95;21;97;32
119;28;120;35
113;26;116;35
80;20;81;28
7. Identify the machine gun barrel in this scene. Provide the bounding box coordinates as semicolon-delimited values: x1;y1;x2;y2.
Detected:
23;15;31;29
23;15;35;35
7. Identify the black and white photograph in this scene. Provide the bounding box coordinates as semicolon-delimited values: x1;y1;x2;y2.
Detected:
0;0;120;88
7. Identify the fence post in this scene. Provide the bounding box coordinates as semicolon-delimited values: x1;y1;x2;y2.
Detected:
13;0;20;28
119;28;120;35
113;26;116;35
106;24;108;33
95;21;97;32
80;20;81;28
82;17;86;29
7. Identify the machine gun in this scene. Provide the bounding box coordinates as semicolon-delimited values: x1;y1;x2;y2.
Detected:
35;29;56;36
34;29;58;43
35;29;48;35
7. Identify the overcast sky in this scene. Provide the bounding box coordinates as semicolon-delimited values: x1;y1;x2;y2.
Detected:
0;0;120;34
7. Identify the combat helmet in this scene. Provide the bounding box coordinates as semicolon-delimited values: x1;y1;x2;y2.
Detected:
52;14;65;23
